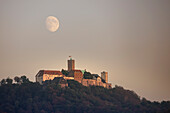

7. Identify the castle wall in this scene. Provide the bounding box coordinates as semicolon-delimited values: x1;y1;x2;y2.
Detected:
74;71;83;83
43;74;63;82
81;79;112;89
64;77;74;80
36;76;43;84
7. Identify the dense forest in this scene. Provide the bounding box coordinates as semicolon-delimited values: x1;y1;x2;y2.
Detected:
0;76;170;113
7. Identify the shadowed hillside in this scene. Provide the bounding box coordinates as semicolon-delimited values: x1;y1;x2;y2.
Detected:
0;76;170;113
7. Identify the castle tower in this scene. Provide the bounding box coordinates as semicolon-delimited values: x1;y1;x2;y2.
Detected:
101;71;108;83
68;56;75;72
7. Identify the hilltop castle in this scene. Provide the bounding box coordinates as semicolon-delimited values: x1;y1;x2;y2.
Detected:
35;57;112;88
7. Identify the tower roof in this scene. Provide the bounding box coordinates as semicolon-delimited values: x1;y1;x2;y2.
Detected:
40;70;63;75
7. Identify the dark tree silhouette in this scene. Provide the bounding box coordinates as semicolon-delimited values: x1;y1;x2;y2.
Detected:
14;76;20;84
0;76;170;113
61;69;69;76
20;75;29;83
0;79;6;85
6;77;13;85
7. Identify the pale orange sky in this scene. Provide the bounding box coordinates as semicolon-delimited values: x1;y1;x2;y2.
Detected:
0;0;170;101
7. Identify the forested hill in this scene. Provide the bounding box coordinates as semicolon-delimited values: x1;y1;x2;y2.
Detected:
0;76;170;113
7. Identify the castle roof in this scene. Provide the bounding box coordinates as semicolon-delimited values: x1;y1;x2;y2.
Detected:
71;70;82;73
43;70;63;75
36;70;63;77
67;69;82;77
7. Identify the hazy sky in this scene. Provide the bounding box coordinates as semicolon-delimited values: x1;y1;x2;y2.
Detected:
0;0;170;101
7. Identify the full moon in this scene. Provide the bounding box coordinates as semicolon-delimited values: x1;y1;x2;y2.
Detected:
46;16;59;32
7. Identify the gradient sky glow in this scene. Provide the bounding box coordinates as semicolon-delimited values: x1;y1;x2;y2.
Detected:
0;0;170;101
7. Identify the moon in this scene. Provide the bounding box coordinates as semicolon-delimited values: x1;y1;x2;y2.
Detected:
46;16;59;32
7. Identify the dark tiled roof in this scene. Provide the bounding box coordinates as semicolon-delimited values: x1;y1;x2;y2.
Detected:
72;70;82;73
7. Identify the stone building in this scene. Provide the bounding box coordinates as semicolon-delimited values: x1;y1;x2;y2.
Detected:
68;70;83;83
35;57;112;89
35;70;64;84
81;77;112;89
67;57;83;83
81;79;96;86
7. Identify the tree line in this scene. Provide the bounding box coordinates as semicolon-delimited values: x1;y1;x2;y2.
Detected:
0;75;30;85
0;75;170;113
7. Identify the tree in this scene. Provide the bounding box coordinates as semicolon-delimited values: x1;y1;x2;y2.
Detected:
21;75;29;83
61;69;69;76
83;71;93;79
6;77;13;85
0;79;6;85
14;76;20;84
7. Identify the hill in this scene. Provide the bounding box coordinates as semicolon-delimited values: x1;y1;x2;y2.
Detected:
0;76;170;113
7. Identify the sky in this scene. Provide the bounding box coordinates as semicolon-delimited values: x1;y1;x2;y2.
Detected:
0;0;170;102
